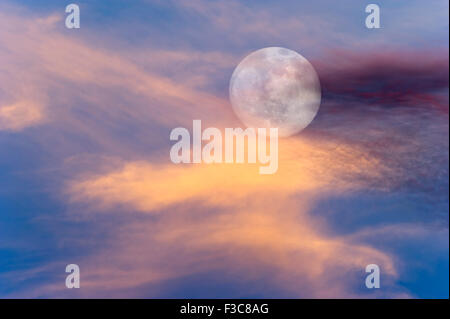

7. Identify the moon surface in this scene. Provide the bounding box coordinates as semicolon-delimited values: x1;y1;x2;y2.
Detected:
229;47;321;137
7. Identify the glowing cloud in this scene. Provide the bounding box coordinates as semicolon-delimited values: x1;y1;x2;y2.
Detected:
65;137;402;297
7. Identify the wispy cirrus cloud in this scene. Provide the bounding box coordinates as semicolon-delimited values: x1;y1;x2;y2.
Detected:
0;6;236;137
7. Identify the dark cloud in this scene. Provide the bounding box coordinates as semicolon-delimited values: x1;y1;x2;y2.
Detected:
315;50;449;113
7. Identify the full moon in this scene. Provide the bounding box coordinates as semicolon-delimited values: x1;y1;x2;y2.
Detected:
229;47;321;137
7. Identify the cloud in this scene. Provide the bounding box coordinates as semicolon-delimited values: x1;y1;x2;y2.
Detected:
62;136;408;297
0;100;45;131
316;50;449;113
66;203;398;298
162;0;340;52
67;135;390;210
0;6;236;137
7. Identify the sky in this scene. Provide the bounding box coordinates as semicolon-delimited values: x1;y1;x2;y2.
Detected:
0;0;448;298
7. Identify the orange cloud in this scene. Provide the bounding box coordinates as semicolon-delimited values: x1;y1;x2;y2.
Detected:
65;137;402;297
68;137;385;210
0;100;45;131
